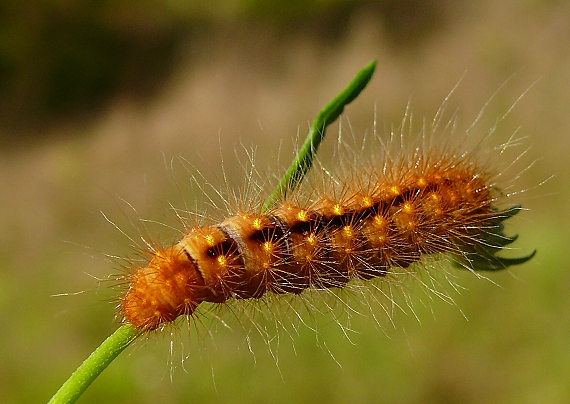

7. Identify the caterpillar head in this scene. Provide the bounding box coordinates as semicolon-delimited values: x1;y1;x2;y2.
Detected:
121;245;205;332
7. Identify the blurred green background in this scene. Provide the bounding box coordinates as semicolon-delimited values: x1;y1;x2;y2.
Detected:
0;1;568;403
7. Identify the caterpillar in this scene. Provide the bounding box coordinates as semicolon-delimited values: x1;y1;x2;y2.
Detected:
119;96;536;334
48;62;539;404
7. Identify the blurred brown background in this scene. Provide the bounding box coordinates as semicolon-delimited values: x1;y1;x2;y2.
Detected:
0;1;568;403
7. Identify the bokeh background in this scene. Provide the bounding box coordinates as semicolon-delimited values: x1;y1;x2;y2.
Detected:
1;1;568;403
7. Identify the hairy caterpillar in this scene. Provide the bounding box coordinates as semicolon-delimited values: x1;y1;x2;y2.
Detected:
48;61;539;404
118;94;535;334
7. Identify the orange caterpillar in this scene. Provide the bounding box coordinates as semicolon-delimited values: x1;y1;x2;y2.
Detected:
120;145;535;332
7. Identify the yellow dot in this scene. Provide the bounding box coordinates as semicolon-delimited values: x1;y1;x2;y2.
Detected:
217;255;227;266
374;215;385;226
362;196;373;207
297;210;308;221
263;241;273;253
307;233;317;245
402;202;413;214
205;234;215;246
253;217;262;230
343;225;354;238
417;177;427;187
333;204;343;216
390;185;400;195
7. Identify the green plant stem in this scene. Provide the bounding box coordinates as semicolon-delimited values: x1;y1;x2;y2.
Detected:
48;325;138;404
49;60;377;404
262;60;377;211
